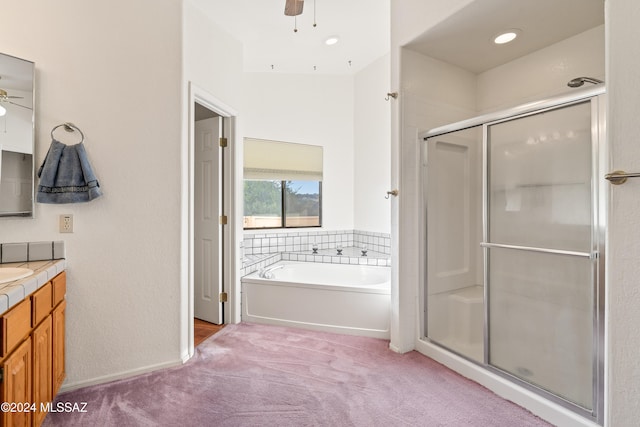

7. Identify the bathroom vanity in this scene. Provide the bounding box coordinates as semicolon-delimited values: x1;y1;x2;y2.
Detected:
0;261;66;427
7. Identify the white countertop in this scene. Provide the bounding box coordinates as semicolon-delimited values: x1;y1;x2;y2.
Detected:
0;259;66;315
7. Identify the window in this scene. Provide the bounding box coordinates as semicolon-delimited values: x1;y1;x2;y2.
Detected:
243;138;323;229
244;179;321;229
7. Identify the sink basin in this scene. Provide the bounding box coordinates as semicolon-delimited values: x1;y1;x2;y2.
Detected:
0;267;34;285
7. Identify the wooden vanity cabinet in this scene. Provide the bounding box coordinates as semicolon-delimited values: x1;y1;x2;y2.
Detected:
0;271;66;427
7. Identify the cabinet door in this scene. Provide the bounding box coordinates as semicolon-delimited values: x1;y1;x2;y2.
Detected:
1;299;31;357
31;282;52;329
1;337;32;427
32;316;52;427
52;301;66;396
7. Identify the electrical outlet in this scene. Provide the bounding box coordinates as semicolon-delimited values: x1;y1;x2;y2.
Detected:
59;214;74;233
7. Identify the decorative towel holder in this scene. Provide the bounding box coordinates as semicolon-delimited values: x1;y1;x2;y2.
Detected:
51;122;85;143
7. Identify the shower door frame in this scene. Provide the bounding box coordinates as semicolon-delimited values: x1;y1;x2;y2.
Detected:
419;85;606;424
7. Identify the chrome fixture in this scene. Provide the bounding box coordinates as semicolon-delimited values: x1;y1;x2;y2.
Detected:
385;92;398;101
259;264;284;279
311;242;318;254
361;246;368;257
336;245;343;255
605;170;640;185
567;77;604;88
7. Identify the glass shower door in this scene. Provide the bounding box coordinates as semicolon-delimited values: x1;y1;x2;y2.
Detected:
425;126;484;363
485;100;596;410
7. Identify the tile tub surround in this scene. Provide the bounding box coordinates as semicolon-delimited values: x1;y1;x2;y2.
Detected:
243;230;390;257
0;240;67;315
241;230;390;276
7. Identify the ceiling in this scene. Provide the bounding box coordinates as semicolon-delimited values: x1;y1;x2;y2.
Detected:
406;0;604;73
191;0;390;75
191;0;603;76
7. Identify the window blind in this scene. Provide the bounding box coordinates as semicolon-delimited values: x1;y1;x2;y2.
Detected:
244;138;323;181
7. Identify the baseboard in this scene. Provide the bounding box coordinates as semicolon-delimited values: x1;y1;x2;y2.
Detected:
58;359;184;394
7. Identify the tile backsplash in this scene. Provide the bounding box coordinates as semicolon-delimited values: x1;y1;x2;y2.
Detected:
0;241;66;263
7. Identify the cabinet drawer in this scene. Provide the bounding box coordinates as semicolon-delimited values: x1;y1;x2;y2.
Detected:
1;298;31;357
32;281;52;328
52;271;66;307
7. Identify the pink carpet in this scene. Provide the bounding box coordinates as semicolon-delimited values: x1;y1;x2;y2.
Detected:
43;323;553;426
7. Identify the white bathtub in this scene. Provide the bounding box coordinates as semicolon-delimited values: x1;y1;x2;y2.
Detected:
241;261;391;339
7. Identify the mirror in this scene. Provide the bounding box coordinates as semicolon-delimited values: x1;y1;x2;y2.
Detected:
0;52;35;217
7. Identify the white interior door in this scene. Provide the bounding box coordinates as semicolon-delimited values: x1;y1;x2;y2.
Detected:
194;116;223;324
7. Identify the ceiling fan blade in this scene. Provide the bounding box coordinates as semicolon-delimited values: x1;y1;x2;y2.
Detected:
284;0;304;16
8;100;32;110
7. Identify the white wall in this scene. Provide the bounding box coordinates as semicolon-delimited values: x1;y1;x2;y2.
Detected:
354;54;391;234
0;0;184;389
241;72;355;231
477;25;605;112
183;1;244;109
606;1;640;425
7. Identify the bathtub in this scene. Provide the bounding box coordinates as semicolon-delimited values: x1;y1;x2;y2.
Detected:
241;261;391;339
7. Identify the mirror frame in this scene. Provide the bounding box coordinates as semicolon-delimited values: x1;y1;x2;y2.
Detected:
0;52;35;218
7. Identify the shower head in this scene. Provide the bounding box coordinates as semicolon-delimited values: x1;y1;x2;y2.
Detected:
567;77;604;88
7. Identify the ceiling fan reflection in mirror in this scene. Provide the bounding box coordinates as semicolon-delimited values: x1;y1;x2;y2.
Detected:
0;88;30;112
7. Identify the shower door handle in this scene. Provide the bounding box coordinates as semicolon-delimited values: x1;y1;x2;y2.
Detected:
480;242;593;258
605;170;640;185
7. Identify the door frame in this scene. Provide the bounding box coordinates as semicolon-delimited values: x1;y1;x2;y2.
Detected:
185;82;238;359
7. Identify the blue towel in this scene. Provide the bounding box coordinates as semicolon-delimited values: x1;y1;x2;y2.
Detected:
37;139;102;203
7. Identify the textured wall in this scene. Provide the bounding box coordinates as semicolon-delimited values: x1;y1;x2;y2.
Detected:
606;0;640;425
354;54;392;234
0;0;184;389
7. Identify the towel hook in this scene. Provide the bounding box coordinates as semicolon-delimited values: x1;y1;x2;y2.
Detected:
385;189;399;199
385;92;398;101
51;122;85;143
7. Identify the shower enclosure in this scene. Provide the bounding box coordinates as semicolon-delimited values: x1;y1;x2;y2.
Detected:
421;86;605;424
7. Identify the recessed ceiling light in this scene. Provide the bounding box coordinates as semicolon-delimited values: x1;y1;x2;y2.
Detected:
325;36;339;46
494;29;520;45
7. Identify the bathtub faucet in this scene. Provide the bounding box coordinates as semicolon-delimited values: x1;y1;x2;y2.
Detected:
259;264;284;279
